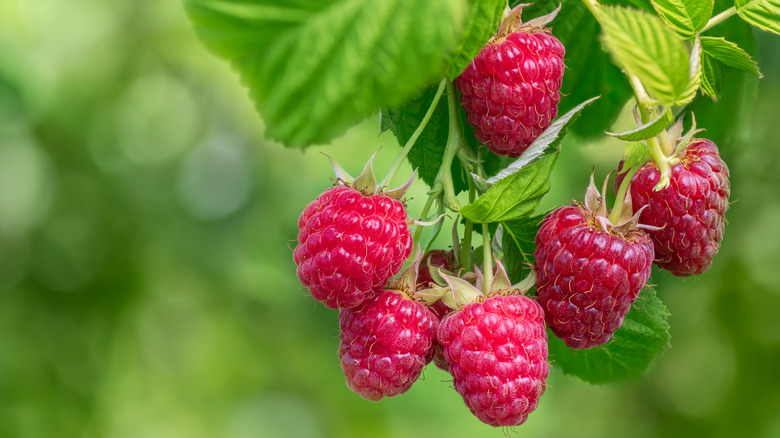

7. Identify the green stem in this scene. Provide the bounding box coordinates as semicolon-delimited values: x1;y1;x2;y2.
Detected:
608;165;640;224
647;137;672;190
482;223;493;294
412;193;438;256
657;129;674;156
581;0;600;18
378;79;447;189
435;81;467;211
700;6;737;33
460;179;476;272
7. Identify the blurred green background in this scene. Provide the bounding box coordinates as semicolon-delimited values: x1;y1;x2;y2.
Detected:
1;1;779;437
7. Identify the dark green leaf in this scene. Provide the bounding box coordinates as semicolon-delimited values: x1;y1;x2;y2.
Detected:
548;286;671;384
501;213;548;282
700;36;761;75
606;109;674;140
185;0;467;147
460;153;557;223
600;5;692;106
735;0;780;35
652;0;714;38
446;0;506;78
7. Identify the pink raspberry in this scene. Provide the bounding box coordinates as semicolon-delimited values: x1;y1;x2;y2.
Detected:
534;204;654;349
457;22;564;157
438;294;548;426
293;186;412;309
338;289;438;401
629;138;730;276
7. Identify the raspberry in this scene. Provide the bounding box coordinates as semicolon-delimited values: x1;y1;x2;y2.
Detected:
629;139;730;276
338;289;438;401
438;293;548;427
456;11;565;157
293;186;413;309
534;204;654;349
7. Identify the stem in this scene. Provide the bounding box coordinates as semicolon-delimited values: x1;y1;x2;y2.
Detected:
657;129;674;156
378;79;447;189
581;0;600;18
608;165;640;224
628;73;655;122
482;223;493;294
412;193;438;256
460;179;477;272
701;6;737;33
435;81;467;211
647;137;672;190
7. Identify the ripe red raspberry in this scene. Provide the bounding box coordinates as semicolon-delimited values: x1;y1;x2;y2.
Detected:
293;186;413;309
456;8;565;157
534;204;654;349
338;289;438;401
629;139;730;276
438;293;548;427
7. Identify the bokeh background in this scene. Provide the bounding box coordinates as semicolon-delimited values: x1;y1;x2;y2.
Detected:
1;1;779;437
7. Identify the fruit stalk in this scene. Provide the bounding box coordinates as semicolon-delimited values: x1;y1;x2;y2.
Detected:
379;78;447;188
700;6;737;33
608;164;640;224
481;222;493;293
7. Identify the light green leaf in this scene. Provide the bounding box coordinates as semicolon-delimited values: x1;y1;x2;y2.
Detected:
606;109;673;141
700;36;762;75
736;0;780;35
185;0;467;147
700;52;727;100
548;286;672;384
460;153;557;223
620;141;651;171
446;0;506;78
599;6;691;106
652;0;714;38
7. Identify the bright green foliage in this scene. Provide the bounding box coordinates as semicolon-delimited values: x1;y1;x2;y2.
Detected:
548;286;672;384
607;109;674;141
652;0;714;38
621;141;652;171
700;53;728;99
736;0;780;35
502;213;548;282
185;0;467;147
700;36;761;75
599;5;692;106
446;0;507;78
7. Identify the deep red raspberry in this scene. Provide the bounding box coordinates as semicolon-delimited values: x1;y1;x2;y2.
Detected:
457;30;565;157
438;294;548;427
293;186;413;309
629;139;730;276
534;205;654;349
338;289;438;401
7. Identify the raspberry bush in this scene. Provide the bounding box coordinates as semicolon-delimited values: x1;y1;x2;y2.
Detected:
187;0;777;430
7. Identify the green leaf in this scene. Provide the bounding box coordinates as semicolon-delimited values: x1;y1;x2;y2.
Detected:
380;85;466;192
736;0;780;35
446;0;506;78
700;36;761;75
185;0;467;147
651;0;714;38
599;5;692;106
461;153;557;223
700;52;727;100
606;109;674;141
501;213;548;282
548;286;671;384
620;141;651;170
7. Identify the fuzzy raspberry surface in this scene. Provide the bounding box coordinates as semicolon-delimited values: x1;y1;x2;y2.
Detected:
294;186;412;309
456;30;565;157
338;290;438;401
630;139;730;276
438;294;548;427
534;205;654;349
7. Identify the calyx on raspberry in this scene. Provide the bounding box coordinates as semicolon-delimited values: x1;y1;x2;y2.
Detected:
456;3;565;157
434;261;548;427
293;154;415;309
534;174;656;349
